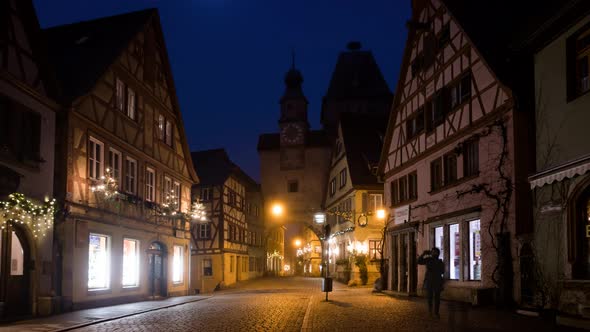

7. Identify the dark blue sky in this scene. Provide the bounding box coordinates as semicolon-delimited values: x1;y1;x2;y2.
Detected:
34;0;410;181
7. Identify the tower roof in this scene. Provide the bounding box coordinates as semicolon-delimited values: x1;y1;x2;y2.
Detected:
280;57;307;103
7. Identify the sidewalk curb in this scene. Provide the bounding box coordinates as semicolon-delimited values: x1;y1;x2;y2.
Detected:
54;296;213;331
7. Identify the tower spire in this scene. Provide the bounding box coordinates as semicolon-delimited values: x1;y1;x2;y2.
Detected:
291;49;295;70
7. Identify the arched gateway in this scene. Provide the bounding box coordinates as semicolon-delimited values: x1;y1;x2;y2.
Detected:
0;224;31;317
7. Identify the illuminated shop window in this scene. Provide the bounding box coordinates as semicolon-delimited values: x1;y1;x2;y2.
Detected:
434;226;444;261
172;245;183;283
88;233;110;290
122;238;140;287
449;224;460;280
469;220;481;280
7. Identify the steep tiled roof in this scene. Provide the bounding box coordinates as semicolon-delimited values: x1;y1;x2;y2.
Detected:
44;9;155;102
257;129;330;151
191;148;258;188
339;113;387;188
324;50;391;100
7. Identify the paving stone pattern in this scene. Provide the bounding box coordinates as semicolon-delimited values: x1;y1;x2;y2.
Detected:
8;277;583;332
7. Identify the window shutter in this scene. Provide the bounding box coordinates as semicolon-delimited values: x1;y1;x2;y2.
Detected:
566;35;577;101
0;97;10;146
362;192;368;213
424;33;436;68
442;87;451;116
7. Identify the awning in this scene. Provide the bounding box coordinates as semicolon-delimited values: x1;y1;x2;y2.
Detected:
529;154;590;189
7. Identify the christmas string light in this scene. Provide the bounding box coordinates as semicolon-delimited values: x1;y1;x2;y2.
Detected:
90;167;118;199
189;200;207;223
161;189;179;215
0;193;56;237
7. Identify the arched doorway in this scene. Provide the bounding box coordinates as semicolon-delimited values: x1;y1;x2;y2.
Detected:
147;242;167;298
0;224;31;318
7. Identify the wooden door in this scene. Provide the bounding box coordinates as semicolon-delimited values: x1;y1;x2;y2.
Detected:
236;256;241;282
390;234;399;292
409;231;417;295
148;243;166;297
400;234;408;293
1;226;31;317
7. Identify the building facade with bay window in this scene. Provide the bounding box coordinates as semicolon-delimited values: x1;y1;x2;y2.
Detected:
324;113;388;285
379;0;535;304
48;9;199;310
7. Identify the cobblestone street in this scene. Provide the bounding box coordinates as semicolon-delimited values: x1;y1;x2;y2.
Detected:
61;277;579;332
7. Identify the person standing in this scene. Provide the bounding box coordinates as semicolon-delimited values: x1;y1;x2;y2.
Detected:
418;247;445;318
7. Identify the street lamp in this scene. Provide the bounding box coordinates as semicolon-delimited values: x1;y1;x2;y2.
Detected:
271;203;284;217
313;212;326;224
312;211;332;301
374;208;390;292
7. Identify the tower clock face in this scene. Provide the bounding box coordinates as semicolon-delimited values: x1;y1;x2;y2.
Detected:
281;123;304;145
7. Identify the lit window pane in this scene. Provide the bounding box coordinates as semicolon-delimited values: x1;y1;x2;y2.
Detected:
469;220;481;280
449;224;460;280
88;233;110;289
122;239;139;287
434;226;444;262
203;259;212;276
172;245;183;283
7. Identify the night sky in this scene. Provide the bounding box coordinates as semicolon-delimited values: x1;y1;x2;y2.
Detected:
33;0;410;181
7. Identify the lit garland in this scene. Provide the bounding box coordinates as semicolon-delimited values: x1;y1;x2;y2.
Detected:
90;167;118;199
330;226;355;238
0;193;56;238
160;190;208;223
267;250;283;260
329;210;353;221
88;169;209;223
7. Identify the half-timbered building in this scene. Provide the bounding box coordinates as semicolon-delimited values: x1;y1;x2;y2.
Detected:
47;9;198;310
324;113;387;285
379;0;534;304
191;149;264;292
0;0;59;319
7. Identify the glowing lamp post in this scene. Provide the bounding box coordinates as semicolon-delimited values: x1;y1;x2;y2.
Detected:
313;212;326;224
271;203;284;217
312;211;332;300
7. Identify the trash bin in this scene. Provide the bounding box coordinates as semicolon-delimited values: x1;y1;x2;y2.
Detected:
322;277;333;292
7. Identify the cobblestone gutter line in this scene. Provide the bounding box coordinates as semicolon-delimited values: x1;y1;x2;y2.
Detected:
55;296;213;332
300;295;314;331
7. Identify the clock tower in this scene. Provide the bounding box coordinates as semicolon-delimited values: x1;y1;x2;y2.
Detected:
279;63;309;147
